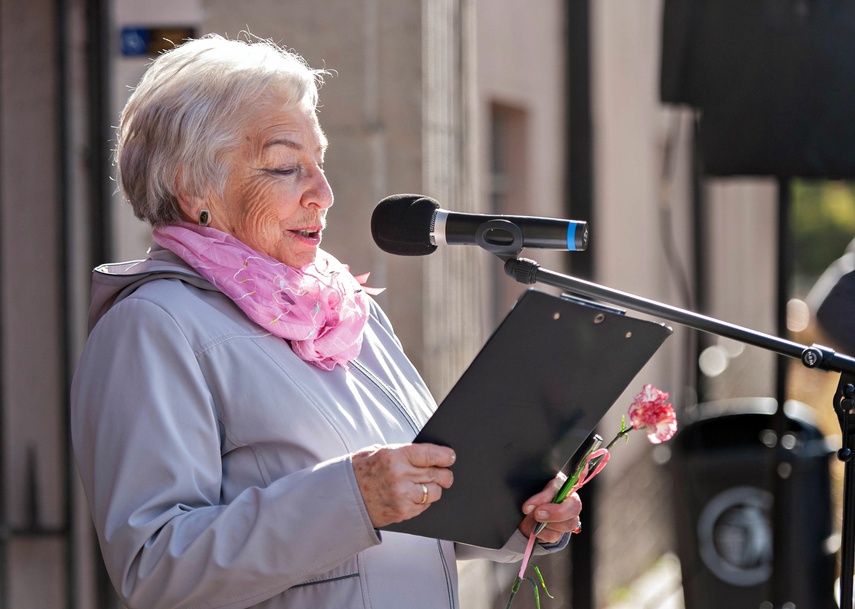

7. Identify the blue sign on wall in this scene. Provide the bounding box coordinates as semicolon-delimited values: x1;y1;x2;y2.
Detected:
120;27;196;56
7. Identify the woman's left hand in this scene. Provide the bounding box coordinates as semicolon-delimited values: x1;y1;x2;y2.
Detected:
517;475;582;545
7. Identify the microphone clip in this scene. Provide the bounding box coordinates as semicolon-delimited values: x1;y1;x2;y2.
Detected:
474;219;525;261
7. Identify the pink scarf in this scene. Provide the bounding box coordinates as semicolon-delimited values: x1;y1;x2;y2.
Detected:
153;223;370;371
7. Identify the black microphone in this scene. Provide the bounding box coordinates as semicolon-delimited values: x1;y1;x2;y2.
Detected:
370;194;589;256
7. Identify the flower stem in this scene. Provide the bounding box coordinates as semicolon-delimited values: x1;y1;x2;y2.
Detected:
603;419;633;451
505;577;522;609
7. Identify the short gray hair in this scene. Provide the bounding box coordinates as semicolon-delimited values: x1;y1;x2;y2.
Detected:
116;33;326;226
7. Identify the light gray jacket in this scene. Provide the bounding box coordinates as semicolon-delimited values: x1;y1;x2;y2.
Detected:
71;248;551;609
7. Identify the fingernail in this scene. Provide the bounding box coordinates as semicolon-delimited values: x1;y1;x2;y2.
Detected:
573;522;582;534
523;505;535;515
536;510;549;520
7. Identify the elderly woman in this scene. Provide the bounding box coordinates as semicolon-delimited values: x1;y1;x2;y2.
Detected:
71;34;582;609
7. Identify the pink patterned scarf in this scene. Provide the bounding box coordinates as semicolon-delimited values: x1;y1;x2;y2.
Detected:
153;222;370;371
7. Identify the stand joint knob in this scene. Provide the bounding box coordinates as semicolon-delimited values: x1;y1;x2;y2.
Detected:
801;346;824;368
505;258;540;285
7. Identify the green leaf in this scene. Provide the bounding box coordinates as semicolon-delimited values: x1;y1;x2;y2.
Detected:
534;566;554;599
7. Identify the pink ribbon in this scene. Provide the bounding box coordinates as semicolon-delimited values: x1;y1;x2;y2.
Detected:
518;448;610;579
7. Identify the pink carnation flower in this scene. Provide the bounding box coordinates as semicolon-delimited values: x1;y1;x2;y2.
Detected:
628;383;677;444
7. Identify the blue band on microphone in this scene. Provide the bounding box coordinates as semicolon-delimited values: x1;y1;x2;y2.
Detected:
567;223;578;251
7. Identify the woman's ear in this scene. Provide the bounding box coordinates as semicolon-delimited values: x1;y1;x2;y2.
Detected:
174;169;206;223
175;190;207;224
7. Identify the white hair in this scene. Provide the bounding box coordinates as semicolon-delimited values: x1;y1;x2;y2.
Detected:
116;33;326;226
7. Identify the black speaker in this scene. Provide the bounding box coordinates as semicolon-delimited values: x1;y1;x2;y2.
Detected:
669;401;836;609
661;0;855;178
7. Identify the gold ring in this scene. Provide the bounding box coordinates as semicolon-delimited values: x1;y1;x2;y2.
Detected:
418;483;429;505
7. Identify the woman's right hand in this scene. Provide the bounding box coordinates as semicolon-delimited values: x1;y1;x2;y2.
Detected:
351;443;456;528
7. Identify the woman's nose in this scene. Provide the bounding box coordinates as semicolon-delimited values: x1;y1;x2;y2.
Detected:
303;167;334;210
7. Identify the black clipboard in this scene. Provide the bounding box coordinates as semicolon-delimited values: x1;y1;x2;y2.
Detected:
383;289;672;548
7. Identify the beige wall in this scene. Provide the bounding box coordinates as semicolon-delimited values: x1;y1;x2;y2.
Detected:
475;0;569;321
703;179;778;399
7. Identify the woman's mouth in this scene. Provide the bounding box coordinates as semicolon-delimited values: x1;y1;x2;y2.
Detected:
289;227;323;244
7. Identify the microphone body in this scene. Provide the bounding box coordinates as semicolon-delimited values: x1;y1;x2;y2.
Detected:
371;194;588;256
433;209;587;250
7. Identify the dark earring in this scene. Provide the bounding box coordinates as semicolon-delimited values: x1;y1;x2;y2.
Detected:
198;209;211;226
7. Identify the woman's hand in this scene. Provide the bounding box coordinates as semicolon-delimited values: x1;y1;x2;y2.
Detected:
517;475;583;545
352;443;456;528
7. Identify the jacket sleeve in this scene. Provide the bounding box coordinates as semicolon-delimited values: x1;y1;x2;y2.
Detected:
454;530;570;563
71;296;381;609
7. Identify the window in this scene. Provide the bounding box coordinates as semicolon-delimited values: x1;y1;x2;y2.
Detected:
488;102;528;323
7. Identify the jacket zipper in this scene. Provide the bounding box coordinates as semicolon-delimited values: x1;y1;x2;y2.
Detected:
351;360;421;434
351;359;455;609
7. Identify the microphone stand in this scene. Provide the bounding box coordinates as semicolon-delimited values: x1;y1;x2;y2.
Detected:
501;255;855;609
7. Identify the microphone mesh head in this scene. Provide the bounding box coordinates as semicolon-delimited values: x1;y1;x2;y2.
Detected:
371;195;439;256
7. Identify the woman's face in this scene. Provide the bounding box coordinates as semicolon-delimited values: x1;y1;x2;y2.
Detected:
209;95;334;269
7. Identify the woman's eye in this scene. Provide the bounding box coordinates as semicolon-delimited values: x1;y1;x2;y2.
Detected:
269;166;300;177
264;162;321;178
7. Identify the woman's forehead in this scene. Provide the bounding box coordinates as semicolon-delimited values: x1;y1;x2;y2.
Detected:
244;103;327;155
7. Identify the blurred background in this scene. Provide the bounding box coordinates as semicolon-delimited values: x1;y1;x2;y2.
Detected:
3;0;855;607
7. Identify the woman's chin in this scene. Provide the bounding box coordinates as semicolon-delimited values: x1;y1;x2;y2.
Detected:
280;249;319;269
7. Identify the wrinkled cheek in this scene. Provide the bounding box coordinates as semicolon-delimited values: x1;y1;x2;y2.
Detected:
234;186;284;250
